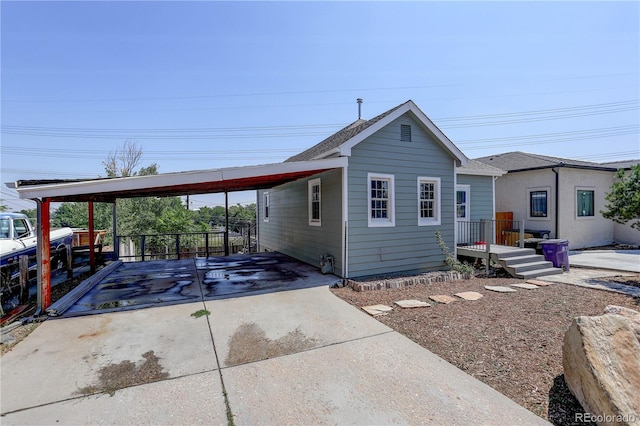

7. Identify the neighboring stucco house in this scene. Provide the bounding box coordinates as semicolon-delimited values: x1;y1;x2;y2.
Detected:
257;100;504;279
475;152;640;249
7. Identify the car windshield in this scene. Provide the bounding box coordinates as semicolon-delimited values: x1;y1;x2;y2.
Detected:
0;218;11;239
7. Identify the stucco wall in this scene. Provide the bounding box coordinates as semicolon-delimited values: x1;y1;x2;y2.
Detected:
559;168;615;248
493;168;556;237
493;166;629;249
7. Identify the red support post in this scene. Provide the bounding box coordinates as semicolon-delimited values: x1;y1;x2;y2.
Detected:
88;201;95;273
38;198;52;311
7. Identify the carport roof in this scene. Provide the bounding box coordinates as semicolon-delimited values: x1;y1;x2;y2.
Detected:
8;157;347;202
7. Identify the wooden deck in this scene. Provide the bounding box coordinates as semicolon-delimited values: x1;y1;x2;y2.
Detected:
457;244;525;259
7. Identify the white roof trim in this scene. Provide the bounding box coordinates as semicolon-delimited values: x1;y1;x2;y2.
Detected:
13;157;348;200
337;101;469;165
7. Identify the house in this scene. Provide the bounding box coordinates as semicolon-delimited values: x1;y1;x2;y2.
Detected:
257;100;504;279
474;152;640;249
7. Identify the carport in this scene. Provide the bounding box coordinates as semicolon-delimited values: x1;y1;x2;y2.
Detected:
7;157;347;314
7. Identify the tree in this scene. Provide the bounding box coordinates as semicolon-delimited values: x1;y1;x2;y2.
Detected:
19;208;37;223
0;203;7;212
601;164;640;230
103;138;145;178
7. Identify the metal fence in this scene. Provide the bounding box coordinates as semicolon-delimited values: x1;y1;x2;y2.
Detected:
456;219;526;251
116;221;257;262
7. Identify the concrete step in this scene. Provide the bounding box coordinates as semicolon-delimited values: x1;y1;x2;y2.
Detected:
516;267;564;279
496;248;536;259
511;261;555;274
502;254;546;266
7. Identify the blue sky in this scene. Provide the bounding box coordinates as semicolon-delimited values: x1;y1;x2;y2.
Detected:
2;1;639;211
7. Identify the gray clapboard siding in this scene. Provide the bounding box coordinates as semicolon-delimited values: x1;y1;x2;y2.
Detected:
258;168;343;276
346;115;456;277
457;174;494;220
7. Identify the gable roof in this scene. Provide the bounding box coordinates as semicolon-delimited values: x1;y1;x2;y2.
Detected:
474;151;619;173
286;100;468;165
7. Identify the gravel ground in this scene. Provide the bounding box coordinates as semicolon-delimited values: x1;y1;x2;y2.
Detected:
331;273;640;425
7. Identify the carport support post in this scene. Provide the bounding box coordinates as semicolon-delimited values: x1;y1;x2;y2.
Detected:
224;191;230;256
35;198;52;314
112;202;119;260
88;201;96;273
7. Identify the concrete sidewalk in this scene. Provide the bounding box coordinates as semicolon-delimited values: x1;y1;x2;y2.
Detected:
1;286;547;425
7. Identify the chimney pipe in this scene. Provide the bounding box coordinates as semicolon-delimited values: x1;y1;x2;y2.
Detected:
357;98;363;119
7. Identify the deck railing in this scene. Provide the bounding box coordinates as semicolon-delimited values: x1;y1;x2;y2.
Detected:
456;219;526;252
116;222;257;262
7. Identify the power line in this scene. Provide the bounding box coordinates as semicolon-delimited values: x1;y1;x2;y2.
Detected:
2;84;457;104
3;100;637;139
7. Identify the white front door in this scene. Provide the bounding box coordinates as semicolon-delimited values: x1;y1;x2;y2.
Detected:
456;185;470;244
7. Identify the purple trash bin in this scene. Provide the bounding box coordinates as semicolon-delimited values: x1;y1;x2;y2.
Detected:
540;239;570;271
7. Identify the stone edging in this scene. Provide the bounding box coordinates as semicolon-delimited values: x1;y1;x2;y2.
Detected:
348;271;472;292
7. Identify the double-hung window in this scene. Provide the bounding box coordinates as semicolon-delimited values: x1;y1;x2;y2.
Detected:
368;173;395;227
308;178;321;226
418;177;441;225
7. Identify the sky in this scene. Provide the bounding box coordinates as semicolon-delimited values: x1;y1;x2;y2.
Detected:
1;1;639;212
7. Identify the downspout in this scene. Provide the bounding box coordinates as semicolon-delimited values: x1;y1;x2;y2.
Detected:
552;163;563;238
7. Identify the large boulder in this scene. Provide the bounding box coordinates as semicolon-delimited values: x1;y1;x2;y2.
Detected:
563;307;640;425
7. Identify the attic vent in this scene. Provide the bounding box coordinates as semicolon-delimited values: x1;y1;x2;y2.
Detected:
400;124;412;142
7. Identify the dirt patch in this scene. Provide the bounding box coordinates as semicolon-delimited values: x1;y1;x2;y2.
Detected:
225;322;318;366
331;274;640;424
607;275;640;289
76;350;169;396
0;323;40;356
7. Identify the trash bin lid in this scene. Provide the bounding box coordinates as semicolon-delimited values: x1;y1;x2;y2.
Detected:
540;239;568;245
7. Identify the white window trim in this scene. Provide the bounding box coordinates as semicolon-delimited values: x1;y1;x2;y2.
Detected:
263;192;270;222
527;186;550;221
575;186;596;220
418;177;442;226
308;178;321;226
367;173;395;227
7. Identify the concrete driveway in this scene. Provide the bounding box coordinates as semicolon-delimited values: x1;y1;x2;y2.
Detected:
0;267;546;425
568;249;640;273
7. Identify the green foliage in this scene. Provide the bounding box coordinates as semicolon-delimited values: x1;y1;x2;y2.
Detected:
190;309;211;318
435;230;474;276
19;208;37;223
0;203;7;212
50;140;257;254
194;203;256;230
601;164;640;230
